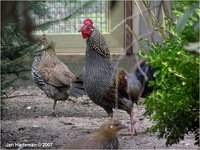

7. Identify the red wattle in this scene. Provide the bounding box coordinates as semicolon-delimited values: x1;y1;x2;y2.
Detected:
82;33;88;39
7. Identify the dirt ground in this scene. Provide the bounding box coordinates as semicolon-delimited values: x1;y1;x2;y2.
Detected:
1;86;198;149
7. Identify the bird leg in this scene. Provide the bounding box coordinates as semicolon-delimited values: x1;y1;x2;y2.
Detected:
129;109;137;135
48;100;57;117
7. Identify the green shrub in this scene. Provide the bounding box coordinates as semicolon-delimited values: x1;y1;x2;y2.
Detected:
142;0;199;146
144;38;199;145
144;1;200;145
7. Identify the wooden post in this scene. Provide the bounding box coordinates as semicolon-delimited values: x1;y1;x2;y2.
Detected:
124;0;133;55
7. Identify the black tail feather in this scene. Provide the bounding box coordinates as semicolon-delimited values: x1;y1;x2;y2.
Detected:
135;62;155;97
67;75;86;98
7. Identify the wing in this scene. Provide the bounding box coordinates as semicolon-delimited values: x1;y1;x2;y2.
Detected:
38;56;76;87
117;68;141;102
116;69;129;98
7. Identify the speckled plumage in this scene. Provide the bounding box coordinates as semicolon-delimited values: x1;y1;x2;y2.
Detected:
83;28;141;115
31;35;85;115
32;48;72;100
81;19;155;134
88;27;110;58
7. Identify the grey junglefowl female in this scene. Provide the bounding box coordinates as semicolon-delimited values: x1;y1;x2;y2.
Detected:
79;19;154;135
62;120;126;149
31;35;85;116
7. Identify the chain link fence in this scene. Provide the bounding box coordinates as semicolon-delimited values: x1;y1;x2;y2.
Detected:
35;0;108;34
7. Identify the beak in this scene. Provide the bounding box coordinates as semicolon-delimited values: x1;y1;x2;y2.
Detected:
78;29;82;32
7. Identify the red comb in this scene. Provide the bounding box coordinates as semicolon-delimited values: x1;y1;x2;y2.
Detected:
83;19;93;25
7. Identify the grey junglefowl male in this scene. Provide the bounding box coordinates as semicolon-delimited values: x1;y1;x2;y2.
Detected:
62;119;126;149
31;35;85;116
79;19;154;135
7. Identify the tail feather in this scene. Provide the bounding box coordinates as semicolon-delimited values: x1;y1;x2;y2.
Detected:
68;90;85;98
127;74;142;100
135;62;155;97
68;86;85;95
67;75;86;98
70;83;84;89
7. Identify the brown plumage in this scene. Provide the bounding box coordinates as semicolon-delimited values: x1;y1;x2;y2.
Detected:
61;120;126;149
80;19;154;135
31;35;85;116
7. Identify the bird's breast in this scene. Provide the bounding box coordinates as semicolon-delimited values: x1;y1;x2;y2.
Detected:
84;46;116;100
84;64;116;101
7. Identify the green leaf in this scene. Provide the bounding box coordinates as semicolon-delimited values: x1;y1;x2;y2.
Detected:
176;3;198;33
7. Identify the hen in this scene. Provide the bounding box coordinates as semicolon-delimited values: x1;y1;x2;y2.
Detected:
31;35;85;116
61;119;126;149
79;19;154;135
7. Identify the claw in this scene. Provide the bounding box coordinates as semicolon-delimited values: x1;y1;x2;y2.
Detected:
108;112;113;120
48;111;57;117
130;126;137;136
48;100;58;117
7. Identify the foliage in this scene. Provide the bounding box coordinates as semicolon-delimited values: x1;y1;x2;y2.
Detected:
144;38;199;145
1;22;38;118
1;2;47;100
30;1;49;19
173;0;199;43
141;0;199;146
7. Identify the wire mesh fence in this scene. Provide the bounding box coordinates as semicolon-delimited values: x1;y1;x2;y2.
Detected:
34;0;108;34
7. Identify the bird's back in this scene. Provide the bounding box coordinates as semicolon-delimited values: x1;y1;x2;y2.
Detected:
31;50;70;100
62;119;124;149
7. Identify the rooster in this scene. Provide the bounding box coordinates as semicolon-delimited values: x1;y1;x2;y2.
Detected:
31;35;85;116
79;19;154;135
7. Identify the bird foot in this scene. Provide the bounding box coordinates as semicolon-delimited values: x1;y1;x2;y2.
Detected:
130;127;137;136
130;119;137;135
119;128;137;136
108;116;113;120
48;112;58;117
